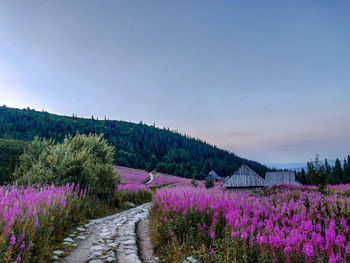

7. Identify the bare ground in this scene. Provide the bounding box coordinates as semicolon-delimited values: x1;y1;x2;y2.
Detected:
137;219;159;263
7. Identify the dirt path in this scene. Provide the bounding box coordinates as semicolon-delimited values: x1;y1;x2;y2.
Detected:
137;219;158;263
146;172;154;185
52;203;154;263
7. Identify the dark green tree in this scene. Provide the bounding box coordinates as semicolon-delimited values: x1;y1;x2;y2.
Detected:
333;158;343;184
0;106;269;179
0;138;28;185
205;178;214;189
324;158;332;174
191;175;198;187
306;155;329;188
343;157;350;183
299;168;307;185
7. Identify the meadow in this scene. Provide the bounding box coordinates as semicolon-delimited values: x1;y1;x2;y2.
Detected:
150;185;350;263
2;154;350;263
0;182;151;262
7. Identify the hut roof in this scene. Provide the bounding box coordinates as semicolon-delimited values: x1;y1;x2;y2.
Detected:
223;164;266;188
205;170;222;180
265;171;301;186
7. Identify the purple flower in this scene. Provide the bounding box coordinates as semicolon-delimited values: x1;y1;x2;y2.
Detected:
241;231;248;240
302;243;314;257
209;246;214;255
10;235;16;245
231;231;240;239
284;246;292;253
346;243;350;255
210;232;215;239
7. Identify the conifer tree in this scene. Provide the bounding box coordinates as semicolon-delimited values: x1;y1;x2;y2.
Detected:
343;158;350;183
300;168;307;185
333;158;343;184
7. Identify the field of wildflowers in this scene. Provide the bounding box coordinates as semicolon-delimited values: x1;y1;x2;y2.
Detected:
0;184;103;262
0;182;152;262
146;172;198;188
151;185;350;263
114;166;150;185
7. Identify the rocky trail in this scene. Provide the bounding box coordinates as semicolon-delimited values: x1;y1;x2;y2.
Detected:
52;203;158;263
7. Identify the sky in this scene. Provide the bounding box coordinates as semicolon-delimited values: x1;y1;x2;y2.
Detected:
0;0;349;165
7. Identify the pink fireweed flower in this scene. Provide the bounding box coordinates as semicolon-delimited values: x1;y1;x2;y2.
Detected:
210;232;215;239
302;243;314;258
284;246;292;253
151;185;350;262
231;231;240;239
10;235;16;245
346;243;350;255
209;246;214;255
335;235;345;248
241;231;248;240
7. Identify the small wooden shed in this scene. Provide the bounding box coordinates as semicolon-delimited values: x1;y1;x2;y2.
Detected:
205;170;223;182
265;171;301;186
223;164;266;189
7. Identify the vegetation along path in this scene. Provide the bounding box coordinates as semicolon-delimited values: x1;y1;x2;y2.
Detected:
55;203;154;263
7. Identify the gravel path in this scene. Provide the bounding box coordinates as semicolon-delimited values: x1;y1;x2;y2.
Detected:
53;203;151;263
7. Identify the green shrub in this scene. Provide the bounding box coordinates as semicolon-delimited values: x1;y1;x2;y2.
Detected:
205;178;214;189
0;138;28;185
14;133;119;197
112;190;152;207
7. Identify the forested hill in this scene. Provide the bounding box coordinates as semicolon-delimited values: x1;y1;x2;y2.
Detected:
0;106;268;178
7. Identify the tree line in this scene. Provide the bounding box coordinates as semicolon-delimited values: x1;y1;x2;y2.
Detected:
0;106;269;181
297;155;350;186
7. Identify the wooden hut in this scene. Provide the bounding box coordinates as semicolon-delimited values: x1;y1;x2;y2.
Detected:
223;164;266;189
265;171;301;186
205;170;223;182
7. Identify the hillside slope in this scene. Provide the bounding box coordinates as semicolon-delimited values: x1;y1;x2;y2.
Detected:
0;106;268;178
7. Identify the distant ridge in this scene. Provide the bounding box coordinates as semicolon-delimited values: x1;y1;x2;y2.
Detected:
0;106;269;179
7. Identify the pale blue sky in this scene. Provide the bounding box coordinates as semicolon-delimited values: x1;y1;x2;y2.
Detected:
0;0;349;164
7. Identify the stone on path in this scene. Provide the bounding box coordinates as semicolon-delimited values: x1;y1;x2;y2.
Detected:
126;201;136;207
183;256;199;263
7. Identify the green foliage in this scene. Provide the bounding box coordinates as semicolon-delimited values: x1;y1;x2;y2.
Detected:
301;155;350;186
306;155;330;187
333;158;343;184
0;106;269;179
343;156;350;183
205;178;214;189
0;138;28;185
14;134;118;197
191;176;198;187
297;168;307;185
112;190;152;208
